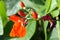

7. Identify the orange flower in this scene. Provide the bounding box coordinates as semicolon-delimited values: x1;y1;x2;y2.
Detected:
9;15;26;37
9;15;24;23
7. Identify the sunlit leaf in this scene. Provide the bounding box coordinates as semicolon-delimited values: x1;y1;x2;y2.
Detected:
51;9;59;18
4;0;20;16
0;1;8;27
45;0;57;13
56;0;60;9
45;0;52;13
49;20;60;40
0;17;3;35
49;0;57;12
49;28;58;40
56;20;60;40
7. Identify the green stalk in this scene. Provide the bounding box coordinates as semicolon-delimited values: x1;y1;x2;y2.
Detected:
43;21;48;40
44;28;47;40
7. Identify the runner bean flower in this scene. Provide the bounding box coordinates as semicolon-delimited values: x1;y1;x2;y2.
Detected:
9;15;26;37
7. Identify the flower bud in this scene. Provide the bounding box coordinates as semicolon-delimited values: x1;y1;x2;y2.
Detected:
31;10;38;20
18;10;26;17
20;1;25;8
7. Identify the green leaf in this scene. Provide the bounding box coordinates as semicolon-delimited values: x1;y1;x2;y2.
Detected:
56;0;60;9
49;20;60;40
45;0;57;13
22;0;47;18
4;0;20;16
56;20;60;40
45;0;52;13
51;9;59;18
49;28;58;40
5;0;46;17
43;21;48;40
0;1;8;27
0;17;3;35
49;0;57;12
4;20;36;40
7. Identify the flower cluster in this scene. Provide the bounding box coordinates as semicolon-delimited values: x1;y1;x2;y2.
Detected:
9;0;55;38
9;0;38;38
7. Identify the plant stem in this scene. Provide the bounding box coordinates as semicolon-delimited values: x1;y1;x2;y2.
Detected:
44;29;47;40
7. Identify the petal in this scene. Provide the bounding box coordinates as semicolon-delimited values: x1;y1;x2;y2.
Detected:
21;27;26;37
9;22;26;38
9;23;21;37
49;20;54;28
9;15;21;23
9;29;16;37
9;25;16;37
42;14;52;21
17;26;26;37
9;15;25;23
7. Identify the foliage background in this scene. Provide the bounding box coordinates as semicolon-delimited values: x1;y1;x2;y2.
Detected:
0;0;60;40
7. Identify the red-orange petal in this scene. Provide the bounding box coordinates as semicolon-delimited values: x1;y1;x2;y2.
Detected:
9;15;25;23
9;22;26;38
17;26;26;37
9;23;21;37
9;15;21;22
9;25;16;37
